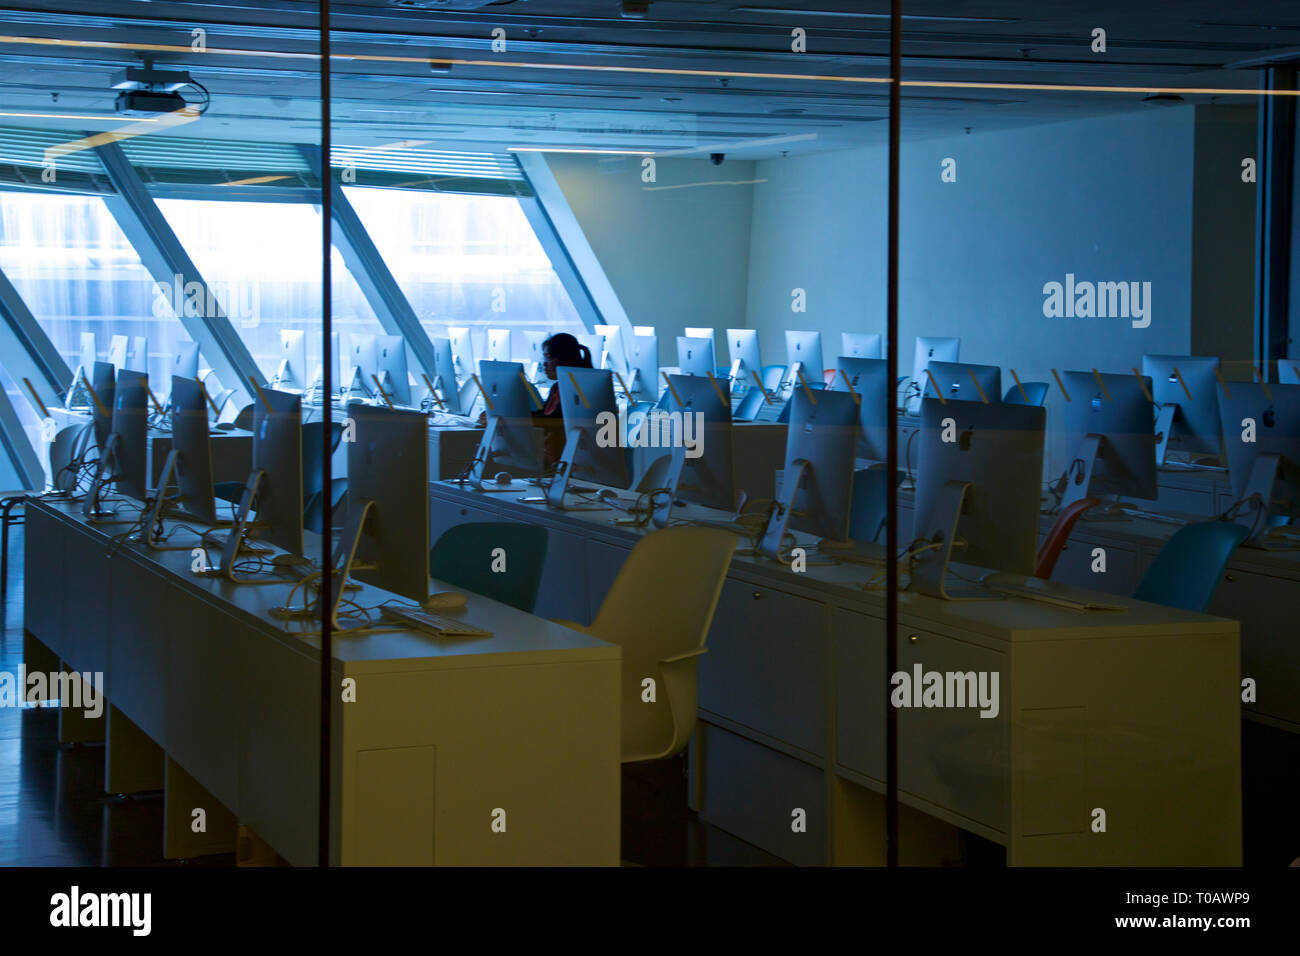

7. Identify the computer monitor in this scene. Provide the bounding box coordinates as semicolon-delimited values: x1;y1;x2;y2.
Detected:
347;403;429;603
907;336;960;413
347;333;378;399
923;361;1001;405
841;332;882;360
1059;370;1158;508
111;368;149;502
1218;382;1300;545
521;330;547;378
677;335;717;378
726;329;762;388
448;327;475;383
486;328;512;363
783;331;824;393
1142;354;1223;464
594;324;627;374
275;329;307;390
576;332;606;369
126;336;148;374
910;398;1046;598
1280;362;1300;386
90;361;116;449
430;337;463;414
547;368;629;508
168;376;217;525
307;331;341;399
172;341;200;383
759;387;859;560
78;332;96;373
628;333;660;400
107;334;128;371
467;360;544;490
832;357;891;461
637;374;734;526
376;334;411;406
251;388;303;557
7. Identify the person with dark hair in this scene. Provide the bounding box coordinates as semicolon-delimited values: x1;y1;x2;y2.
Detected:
533;332;593;463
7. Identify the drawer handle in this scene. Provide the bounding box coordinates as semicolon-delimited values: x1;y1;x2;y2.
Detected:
908;634;919;644
1224;574;1236;583
752;591;763;600
459;509;468;516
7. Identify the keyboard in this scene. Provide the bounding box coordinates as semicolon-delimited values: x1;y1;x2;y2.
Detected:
380;604;493;638
980;572;1127;611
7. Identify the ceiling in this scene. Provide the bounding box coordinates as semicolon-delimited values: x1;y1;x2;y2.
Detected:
0;1;1296;158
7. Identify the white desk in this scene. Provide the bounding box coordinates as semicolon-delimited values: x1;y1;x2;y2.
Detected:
23;498;620;866
430;479;1242;866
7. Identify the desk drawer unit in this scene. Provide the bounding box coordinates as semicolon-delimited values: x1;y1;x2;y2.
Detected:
1212;566;1300;729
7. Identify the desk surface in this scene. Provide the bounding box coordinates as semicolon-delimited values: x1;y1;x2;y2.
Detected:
35;496;617;673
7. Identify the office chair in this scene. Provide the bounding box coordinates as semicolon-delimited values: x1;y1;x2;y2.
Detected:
1132;520;1249;613
429;522;549;613
1;423;93;600
302;420;345;506
554;526;735;763
1035;496;1101;579
1003;381;1049;406
848;465;904;544
232;403;255;431
761;364;786;394
733;387;767;422
822;368;837;387
625;401;655;445
303;478;348;536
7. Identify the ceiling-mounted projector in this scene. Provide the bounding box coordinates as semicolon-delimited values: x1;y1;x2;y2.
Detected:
111;63;202;116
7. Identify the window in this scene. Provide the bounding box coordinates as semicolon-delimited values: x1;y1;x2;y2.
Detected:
343;186;585;357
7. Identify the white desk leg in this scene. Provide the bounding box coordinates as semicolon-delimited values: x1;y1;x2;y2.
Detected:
163;756;237;860
105;705;164;795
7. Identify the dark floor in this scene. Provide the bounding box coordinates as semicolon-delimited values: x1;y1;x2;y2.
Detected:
0;523;784;867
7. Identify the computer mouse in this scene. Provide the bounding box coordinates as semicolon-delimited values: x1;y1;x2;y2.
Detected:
494;471;512;485
271;553;305;568
215;421;237;431
423;591;468;611
597;488;619;502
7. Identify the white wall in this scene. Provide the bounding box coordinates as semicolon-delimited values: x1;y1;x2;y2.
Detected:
745;107;1198;473
545;153;755;368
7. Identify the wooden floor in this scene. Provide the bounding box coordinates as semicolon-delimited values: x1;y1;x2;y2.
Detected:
0;524;785;867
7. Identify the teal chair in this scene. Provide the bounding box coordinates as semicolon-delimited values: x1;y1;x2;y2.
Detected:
1132;520;1249;613
848;465;904;544
1003;381;1049;406
429;522;549;613
761;364;786;393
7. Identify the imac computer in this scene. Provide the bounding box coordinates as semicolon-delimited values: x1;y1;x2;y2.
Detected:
1218;382;1300;547
576;332;606;369
783;330;824;394
1058;370;1158;510
78;332;96;375
90;361;117;450
376;334;411;406
923;361;1001;405
1142;354;1223;466
305;331;340;402
125;336;148;374
726;329;762;392
274;329;307;390
173;341;200;383
910;398;1046;599
143;376;218;547
521;330;547;382
545;368;629;508
628;333;660;400
594;324;628;374
907;336;960;414
486;328;512;363
677;335;717;378
842;332;882;360
253;387;304;555
430;337;463;414
111;369;149;502
832;357;892;461
466;360;544;491
346;333;378;400
636;373;734;527
758;387;859;560
447;327;476;383
107;334;129;372
346;404;430;604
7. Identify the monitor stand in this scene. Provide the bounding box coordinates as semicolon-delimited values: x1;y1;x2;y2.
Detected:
1060;434;1103;510
82;434;125;522
909;479;992;601
202;469;279;583
463;417;519;493
758;457;809;561
541;427;613;511
637;445;687;528
1237;453;1285;549
142;449;191;550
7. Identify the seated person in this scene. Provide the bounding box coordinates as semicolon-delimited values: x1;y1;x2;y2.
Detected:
533;332;594;465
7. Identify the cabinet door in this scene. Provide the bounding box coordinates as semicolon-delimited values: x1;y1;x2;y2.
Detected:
1212;568;1300;727
699;580;826;756
1048;536;1138;595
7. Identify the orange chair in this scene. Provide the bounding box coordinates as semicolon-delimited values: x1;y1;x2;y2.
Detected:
1035;497;1100;579
823;368;837;386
